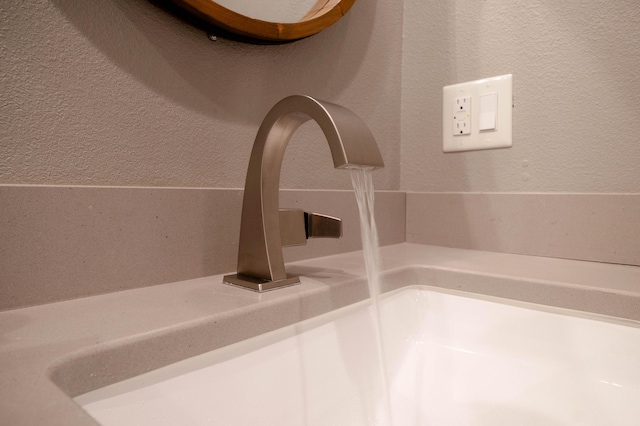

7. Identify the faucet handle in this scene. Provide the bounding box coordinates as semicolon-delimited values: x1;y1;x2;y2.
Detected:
279;209;342;247
305;212;342;239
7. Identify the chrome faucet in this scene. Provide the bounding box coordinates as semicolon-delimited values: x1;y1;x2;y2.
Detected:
224;95;384;291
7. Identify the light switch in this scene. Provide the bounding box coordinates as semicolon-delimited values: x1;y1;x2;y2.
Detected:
479;93;497;131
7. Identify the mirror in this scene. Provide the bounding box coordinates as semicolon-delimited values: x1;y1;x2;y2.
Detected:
214;0;318;23
157;0;357;44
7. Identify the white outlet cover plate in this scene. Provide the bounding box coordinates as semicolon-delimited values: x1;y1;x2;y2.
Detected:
443;74;513;153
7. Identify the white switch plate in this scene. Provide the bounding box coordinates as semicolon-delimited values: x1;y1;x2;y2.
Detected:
443;74;513;152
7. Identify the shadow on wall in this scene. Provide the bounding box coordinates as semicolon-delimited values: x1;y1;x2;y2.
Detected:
50;0;376;124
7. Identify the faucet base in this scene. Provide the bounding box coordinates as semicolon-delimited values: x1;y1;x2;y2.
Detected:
223;274;301;292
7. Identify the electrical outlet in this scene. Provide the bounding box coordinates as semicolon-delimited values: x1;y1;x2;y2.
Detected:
443;74;513;152
453;96;471;135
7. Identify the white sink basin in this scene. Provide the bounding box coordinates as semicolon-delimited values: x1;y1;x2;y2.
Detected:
75;286;640;425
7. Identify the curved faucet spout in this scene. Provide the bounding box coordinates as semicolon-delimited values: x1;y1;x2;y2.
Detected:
224;95;384;291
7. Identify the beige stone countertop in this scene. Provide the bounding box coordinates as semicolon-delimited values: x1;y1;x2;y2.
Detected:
2;243;639;425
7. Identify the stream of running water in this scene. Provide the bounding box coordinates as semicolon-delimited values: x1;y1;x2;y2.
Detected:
350;167;394;426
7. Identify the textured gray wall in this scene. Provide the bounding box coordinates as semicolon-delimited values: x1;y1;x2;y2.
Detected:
1;0;402;190
401;0;640;192
6;1;636;193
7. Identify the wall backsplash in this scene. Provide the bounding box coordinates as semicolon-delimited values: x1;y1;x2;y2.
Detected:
407;192;640;267
0;186;405;311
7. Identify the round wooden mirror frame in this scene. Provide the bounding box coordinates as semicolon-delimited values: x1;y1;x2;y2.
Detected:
166;0;357;43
